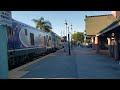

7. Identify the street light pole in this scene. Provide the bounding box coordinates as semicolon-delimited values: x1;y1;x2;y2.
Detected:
61;30;62;37
71;24;72;49
65;19;68;41
68;27;71;55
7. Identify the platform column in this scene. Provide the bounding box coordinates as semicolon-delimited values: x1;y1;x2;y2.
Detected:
0;26;8;79
95;36;99;53
91;37;95;50
107;38;112;56
114;38;119;60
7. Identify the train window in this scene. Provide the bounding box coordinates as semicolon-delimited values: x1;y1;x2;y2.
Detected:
49;36;51;40
44;36;46;45
30;33;34;45
25;29;27;36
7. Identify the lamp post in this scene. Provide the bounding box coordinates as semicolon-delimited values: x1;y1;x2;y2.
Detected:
71;24;73;49
63;30;65;36
68;27;71;55
65;19;68;41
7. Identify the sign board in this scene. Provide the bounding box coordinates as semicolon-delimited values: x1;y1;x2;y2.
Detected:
0;11;12;27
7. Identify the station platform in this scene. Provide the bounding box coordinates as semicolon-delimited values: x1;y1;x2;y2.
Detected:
9;46;120;79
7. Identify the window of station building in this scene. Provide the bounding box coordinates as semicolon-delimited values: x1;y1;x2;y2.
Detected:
25;29;27;36
30;33;34;45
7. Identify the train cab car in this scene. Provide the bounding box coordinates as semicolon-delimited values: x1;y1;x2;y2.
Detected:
7;19;62;69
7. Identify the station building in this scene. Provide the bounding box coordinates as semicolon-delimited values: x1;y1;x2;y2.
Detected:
85;13;116;49
85;11;120;60
94;11;120;60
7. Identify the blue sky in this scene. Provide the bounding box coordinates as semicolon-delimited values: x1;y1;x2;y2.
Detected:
12;11;111;36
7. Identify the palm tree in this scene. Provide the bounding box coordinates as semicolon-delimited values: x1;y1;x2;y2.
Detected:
32;17;52;32
43;20;52;32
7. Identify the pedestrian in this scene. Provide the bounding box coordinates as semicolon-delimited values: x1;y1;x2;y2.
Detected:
63;44;66;52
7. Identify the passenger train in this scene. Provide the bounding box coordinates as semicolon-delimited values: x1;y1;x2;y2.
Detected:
6;19;63;70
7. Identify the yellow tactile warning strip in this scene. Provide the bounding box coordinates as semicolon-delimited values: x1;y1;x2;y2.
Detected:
8;71;29;79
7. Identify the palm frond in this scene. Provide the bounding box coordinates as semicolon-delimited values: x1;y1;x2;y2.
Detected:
39;17;44;22
44;20;52;26
32;19;39;23
32;17;52;32
36;24;39;29
44;24;52;29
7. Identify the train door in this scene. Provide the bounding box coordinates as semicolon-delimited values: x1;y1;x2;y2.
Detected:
39;34;41;46
48;36;51;47
46;35;48;47
30;33;34;45
44;36;46;47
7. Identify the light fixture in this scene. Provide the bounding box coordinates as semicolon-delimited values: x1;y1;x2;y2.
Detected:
111;33;115;36
111;37;115;40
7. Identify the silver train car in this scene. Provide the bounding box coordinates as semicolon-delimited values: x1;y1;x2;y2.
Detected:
7;19;63;69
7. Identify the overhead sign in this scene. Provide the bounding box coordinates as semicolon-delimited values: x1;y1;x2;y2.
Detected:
0;11;12;27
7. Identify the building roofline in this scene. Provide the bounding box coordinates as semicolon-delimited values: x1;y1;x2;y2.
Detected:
86;35;95;36
85;14;112;18
97;17;120;36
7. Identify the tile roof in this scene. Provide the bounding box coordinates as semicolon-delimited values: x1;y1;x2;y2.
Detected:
86;14;112;18
98;16;120;35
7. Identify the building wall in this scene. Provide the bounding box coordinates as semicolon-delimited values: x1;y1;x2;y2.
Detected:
85;14;116;36
112;11;120;18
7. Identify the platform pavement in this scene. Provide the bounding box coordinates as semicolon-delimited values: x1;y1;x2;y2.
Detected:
73;47;120;79
9;46;120;79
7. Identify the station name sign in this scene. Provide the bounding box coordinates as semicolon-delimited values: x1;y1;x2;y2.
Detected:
0;11;12;27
